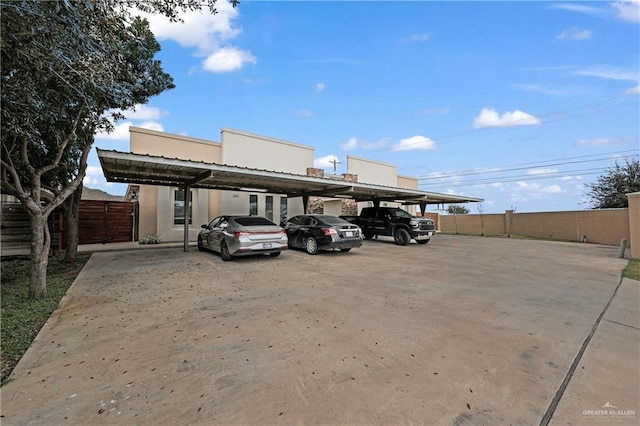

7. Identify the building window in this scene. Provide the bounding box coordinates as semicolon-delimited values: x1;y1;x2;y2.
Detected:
265;195;273;221
249;194;258;215
174;189;192;226
280;197;287;222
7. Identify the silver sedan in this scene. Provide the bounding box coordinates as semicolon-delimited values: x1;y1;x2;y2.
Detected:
198;215;288;261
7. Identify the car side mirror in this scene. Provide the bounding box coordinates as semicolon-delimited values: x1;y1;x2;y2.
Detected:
201;224;208;229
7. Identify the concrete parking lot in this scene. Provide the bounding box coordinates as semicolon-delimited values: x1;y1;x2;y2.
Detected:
1;235;638;425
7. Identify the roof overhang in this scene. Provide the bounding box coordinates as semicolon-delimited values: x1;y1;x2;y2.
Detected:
97;149;483;205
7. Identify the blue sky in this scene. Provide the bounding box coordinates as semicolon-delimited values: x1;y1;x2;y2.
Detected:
89;0;640;214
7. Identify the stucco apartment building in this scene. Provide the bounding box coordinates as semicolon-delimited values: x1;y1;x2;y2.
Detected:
129;126;422;243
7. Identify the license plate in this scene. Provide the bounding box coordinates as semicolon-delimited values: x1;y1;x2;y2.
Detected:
263;243;272;249
345;231;353;237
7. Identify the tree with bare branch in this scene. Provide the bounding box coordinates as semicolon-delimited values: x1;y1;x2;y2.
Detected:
1;0;236;298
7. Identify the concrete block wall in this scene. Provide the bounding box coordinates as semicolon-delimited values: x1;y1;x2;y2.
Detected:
439;208;631;247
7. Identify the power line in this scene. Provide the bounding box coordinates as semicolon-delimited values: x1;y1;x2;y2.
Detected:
418;149;639;182
365;92;638;153
420;167;610;189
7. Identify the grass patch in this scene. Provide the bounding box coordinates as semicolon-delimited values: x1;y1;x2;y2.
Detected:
622;259;640;281
1;254;90;385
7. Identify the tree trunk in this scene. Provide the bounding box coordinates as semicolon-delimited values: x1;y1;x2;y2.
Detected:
29;209;51;299
63;185;83;261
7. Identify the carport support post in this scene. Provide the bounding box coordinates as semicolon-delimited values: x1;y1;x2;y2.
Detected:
302;195;309;214
419;201;427;217
183;185;191;252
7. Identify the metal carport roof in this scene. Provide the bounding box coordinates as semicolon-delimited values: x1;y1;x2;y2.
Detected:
97;149;483;250
97;149;482;205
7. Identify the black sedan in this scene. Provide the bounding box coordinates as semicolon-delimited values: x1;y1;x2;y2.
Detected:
281;214;363;255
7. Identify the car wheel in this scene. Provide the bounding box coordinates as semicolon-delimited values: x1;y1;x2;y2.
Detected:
339;248;351;252
305;237;319;255
197;235;205;251
416;239;430;245
269;251;281;257
220;241;233;261
363;230;375;240
393;228;411;246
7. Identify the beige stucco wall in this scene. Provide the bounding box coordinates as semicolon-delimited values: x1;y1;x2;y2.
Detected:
440;209;631;246
397;175;419;215
627;192;640;259
130;126;221;162
219;129;313;221
347;156;397;186
397;175;418;190
221;128;313;174
348;156;399;214
441;213;506;235
130;126;222;241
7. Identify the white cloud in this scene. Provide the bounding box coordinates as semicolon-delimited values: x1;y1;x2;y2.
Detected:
612;0;640;22
203;47;256;73
401;33;430;43
85;166;103;177
393;135;437;151
526;168;559;175
542;185;562;194
315;83;325;93
561;175;583;181
314;155;341;169
575;137;636;147
95;121;164;141
339;137;389;151
137;3;255;73
548;1;638;22
123;104;164;120
105;104;165;121
140;3;239;53
473;108;541;128
556;27;591;40
572;65;638;81
83;166;104;186
490;182;505;189
514;181;563;196
340;137;359;151
624;85;640;95
512;83;593;98
547;3;604;17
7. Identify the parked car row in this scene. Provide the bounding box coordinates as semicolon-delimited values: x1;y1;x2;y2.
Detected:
198;209;432;261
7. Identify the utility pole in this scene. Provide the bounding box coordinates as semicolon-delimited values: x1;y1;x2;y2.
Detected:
330;158;341;173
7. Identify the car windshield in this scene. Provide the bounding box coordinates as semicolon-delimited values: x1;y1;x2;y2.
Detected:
391;209;413;218
318;215;349;225
234;217;276;226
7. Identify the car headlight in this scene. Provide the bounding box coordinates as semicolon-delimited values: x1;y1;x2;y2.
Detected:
410;219;419;226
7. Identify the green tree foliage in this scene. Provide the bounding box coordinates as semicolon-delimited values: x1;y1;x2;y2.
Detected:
586;159;640;209
1;0;235;298
447;204;470;214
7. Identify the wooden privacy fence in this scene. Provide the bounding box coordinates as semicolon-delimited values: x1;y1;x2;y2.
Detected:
0;203;61;256
1;200;136;256
75;200;135;245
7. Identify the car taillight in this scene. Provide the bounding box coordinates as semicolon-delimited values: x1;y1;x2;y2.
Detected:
235;231;250;237
323;228;338;236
